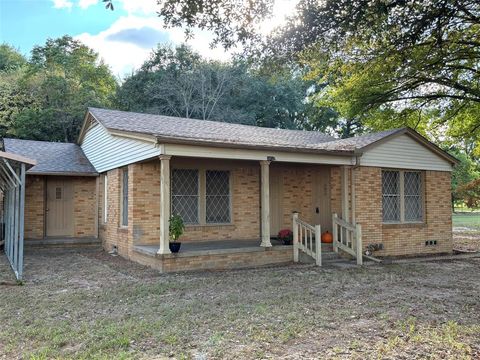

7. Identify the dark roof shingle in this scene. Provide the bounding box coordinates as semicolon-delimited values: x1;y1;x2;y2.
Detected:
318;129;403;151
3;138;97;175
86;108;454;164
88;107;339;151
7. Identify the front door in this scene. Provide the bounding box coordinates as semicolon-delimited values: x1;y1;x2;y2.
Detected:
269;166;283;237
313;166;331;233
46;178;74;237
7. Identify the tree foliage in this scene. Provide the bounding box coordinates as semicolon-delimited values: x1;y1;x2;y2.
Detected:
0;36;117;142
451;150;480;208
0;44;27;71
116;44;316;129
152;0;480;144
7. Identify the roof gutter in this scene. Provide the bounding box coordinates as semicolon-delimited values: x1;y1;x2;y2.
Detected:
26;171;99;177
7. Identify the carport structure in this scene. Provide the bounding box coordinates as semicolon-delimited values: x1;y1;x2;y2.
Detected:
0;151;36;280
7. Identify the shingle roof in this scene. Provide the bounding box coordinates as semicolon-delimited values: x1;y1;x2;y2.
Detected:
88;107;340;152
85;108;456;164
318;128;403;151
2;138;97;175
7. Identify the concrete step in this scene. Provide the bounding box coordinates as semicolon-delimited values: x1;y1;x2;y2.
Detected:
321;243;334;252
298;250;341;264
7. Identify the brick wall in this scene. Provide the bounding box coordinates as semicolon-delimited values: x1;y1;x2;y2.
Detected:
131;247;293;273
25;176;45;239
98;160;453;265
99;168;130;257
73;177;97;237
180;160;261;242
354;167;453;256
281;166;314;226
99;160;333;254
24;175;97;240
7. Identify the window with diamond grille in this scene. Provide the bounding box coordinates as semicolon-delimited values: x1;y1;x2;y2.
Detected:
382;170;423;223
206;170;231;223
382;171;400;222
171;169;199;224
404;171;422;221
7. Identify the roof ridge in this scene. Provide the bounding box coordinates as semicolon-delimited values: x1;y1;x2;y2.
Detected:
88;107;335;138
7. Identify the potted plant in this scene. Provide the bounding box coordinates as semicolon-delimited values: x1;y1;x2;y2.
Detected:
169;214;185;253
278;229;293;245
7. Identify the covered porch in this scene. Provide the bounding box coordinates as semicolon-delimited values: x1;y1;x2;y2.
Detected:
128;149;359;271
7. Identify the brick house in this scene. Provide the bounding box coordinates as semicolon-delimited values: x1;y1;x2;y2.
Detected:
1;107;458;272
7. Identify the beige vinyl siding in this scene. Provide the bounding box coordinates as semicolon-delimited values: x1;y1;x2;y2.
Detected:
81;121;161;173
361;134;453;172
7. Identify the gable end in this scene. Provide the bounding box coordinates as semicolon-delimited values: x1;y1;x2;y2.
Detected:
360;133;454;171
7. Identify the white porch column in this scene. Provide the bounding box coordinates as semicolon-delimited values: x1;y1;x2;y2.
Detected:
260;160;272;247
158;155;172;255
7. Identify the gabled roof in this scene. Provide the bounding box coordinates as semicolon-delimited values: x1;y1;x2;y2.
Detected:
81;108;457;165
2;138;97;176
86;107;340;153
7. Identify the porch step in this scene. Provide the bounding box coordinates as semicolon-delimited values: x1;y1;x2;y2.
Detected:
25;237;101;248
298;250;341;264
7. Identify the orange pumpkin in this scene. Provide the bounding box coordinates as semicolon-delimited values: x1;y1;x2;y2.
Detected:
321;231;333;243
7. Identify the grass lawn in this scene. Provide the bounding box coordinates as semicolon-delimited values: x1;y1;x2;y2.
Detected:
453;212;480;229
1;248;479;359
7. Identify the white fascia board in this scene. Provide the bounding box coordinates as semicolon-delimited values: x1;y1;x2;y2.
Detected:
163;143;355;165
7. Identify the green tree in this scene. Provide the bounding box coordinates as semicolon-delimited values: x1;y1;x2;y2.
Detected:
0;46;37;137
116;44;319;129
451;150;480;208
0;44;27;71
11;36;117;142
151;0;480;146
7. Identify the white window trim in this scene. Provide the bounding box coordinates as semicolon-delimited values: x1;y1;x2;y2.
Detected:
171;167;232;226
382;169;424;224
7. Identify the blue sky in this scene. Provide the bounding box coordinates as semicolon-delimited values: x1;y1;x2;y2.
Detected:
0;0;296;77
0;0;121;54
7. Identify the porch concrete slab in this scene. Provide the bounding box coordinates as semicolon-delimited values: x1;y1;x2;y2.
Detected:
134;239;292;258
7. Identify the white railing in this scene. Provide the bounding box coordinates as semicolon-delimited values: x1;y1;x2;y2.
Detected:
292;212;322;266
332;213;363;265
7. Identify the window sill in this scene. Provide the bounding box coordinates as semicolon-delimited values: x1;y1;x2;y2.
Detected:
118;226;128;233
382;222;425;229
185;223;235;231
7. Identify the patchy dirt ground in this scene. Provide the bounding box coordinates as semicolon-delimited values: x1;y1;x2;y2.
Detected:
1;247;479;360
453;228;480;252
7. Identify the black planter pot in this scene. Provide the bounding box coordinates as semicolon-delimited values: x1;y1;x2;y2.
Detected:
282;238;292;245
169;242;182;253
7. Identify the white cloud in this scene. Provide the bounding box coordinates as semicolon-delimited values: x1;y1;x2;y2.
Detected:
75;15;233;78
72;0;296;77
78;0;98;9
52;0;73;10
